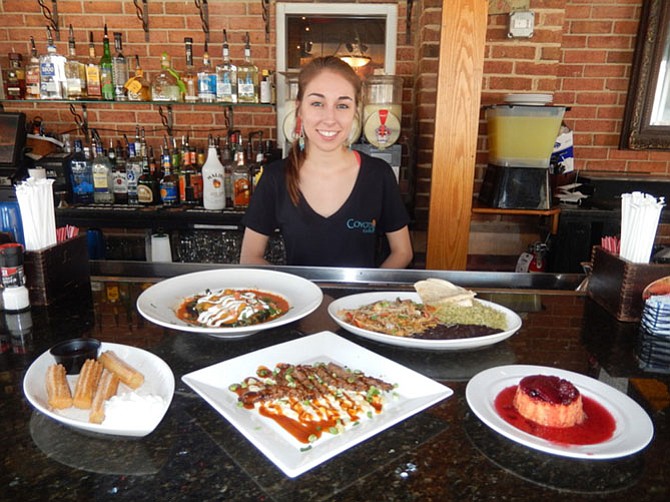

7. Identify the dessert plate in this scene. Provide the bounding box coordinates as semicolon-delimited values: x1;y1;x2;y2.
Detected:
466;365;654;459
328;292;522;351
182;331;453;477
136;268;323;338
23;342;174;437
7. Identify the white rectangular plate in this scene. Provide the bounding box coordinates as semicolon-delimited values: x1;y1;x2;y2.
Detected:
182;331;453;477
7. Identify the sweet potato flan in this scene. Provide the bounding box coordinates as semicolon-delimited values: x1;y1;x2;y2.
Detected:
513;375;585;428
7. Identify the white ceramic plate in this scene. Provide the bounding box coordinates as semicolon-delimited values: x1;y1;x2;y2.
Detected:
327;292;522;351
23;342;174;438
182;331;453;478
466;365;654;459
136;268;323;338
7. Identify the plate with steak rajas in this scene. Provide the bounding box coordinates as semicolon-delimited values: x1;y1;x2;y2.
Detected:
328;279;522;351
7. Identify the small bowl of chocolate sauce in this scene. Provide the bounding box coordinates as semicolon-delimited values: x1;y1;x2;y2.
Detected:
49;338;101;374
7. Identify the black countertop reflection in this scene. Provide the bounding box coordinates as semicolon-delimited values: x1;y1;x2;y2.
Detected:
1;276;669;501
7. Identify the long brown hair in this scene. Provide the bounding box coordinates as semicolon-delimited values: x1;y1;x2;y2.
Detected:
285;56;363;205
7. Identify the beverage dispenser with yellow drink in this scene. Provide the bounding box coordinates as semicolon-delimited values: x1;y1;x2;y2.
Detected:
479;102;567;209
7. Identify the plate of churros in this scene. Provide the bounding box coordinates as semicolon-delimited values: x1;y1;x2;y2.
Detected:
23;342;175;437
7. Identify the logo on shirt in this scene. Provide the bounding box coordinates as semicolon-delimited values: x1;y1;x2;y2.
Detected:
346;218;376;234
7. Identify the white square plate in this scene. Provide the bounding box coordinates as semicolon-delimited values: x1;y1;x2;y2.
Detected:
182;331;453;477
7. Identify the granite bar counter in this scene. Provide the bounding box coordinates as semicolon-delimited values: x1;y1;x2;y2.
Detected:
1;264;669;501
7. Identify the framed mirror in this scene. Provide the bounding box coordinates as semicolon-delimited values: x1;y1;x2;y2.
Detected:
620;0;670;149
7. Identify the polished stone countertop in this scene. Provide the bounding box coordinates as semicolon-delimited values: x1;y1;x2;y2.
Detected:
1;265;669;501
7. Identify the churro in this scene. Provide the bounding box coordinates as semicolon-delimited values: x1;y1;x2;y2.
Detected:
89;369;120;424
46;364;73;410
73;358;103;409
98;350;144;389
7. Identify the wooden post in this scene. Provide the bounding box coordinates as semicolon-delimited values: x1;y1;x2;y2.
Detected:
425;0;488;270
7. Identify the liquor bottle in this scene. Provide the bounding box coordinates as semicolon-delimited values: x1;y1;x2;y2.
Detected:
110;140;128;204
259;69;273;104
178;149;197;207
39;27;66;99
151;53;181;101
84;31;102;99
237;32;259;103
99;24;114;100
69;139;94;204
137;150;159;205
125;55;151;101
249;137;265;192
220;138;234;208
3;51;25;100
182;38;198;102
232;142;250;208
159;148;179;206
216;29;237;103
92;141;114;203
63;25;86;99
25;37;41;100
125;138;142;204
197;42;217;103
202;137;225;210
112;32;129;101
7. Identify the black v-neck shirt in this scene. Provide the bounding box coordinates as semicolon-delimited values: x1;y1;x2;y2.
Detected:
242;152;409;267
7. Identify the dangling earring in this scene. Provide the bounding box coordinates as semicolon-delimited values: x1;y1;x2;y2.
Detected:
298;125;305;152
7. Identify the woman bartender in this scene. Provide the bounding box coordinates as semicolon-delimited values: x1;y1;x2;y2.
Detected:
240;56;413;268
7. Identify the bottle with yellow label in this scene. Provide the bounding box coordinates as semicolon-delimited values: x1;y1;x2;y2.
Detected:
125;55;151;101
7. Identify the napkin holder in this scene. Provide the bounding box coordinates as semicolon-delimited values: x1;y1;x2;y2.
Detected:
587;246;670;322
23;234;91;306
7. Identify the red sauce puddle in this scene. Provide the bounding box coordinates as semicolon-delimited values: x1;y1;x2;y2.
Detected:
494;385;616;445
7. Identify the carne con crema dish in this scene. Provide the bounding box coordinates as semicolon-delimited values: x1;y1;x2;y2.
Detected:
229;362;396;446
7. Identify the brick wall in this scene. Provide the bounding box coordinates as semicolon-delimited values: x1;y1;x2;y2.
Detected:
413;0;670;231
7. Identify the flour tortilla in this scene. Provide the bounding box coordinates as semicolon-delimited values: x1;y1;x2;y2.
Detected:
414;278;476;307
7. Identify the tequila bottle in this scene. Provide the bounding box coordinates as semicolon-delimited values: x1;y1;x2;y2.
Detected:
197;42;217;103
125;55;151;101
216;29;237;103
112;32;129;101
64;25;87;99
99;24;114;100
125;141;141;204
85;31;102;99
182;38;198;102
151;53;181;101
39;27;66;99
25;37;41;100
237;32;259;103
92;141;114;203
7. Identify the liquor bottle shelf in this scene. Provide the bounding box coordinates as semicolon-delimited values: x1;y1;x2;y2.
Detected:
55;204;245;230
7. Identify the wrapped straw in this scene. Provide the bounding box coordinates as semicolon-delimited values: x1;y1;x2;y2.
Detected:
620;191;665;263
14;177;57;251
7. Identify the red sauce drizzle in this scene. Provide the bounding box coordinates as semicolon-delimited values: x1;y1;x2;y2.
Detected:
494;385;616;445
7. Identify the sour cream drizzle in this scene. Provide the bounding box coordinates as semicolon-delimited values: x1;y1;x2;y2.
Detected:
197;290;272;327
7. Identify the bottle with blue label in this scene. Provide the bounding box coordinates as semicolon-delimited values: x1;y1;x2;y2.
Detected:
159;148;178;206
69;140;94;204
39;27;66;99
